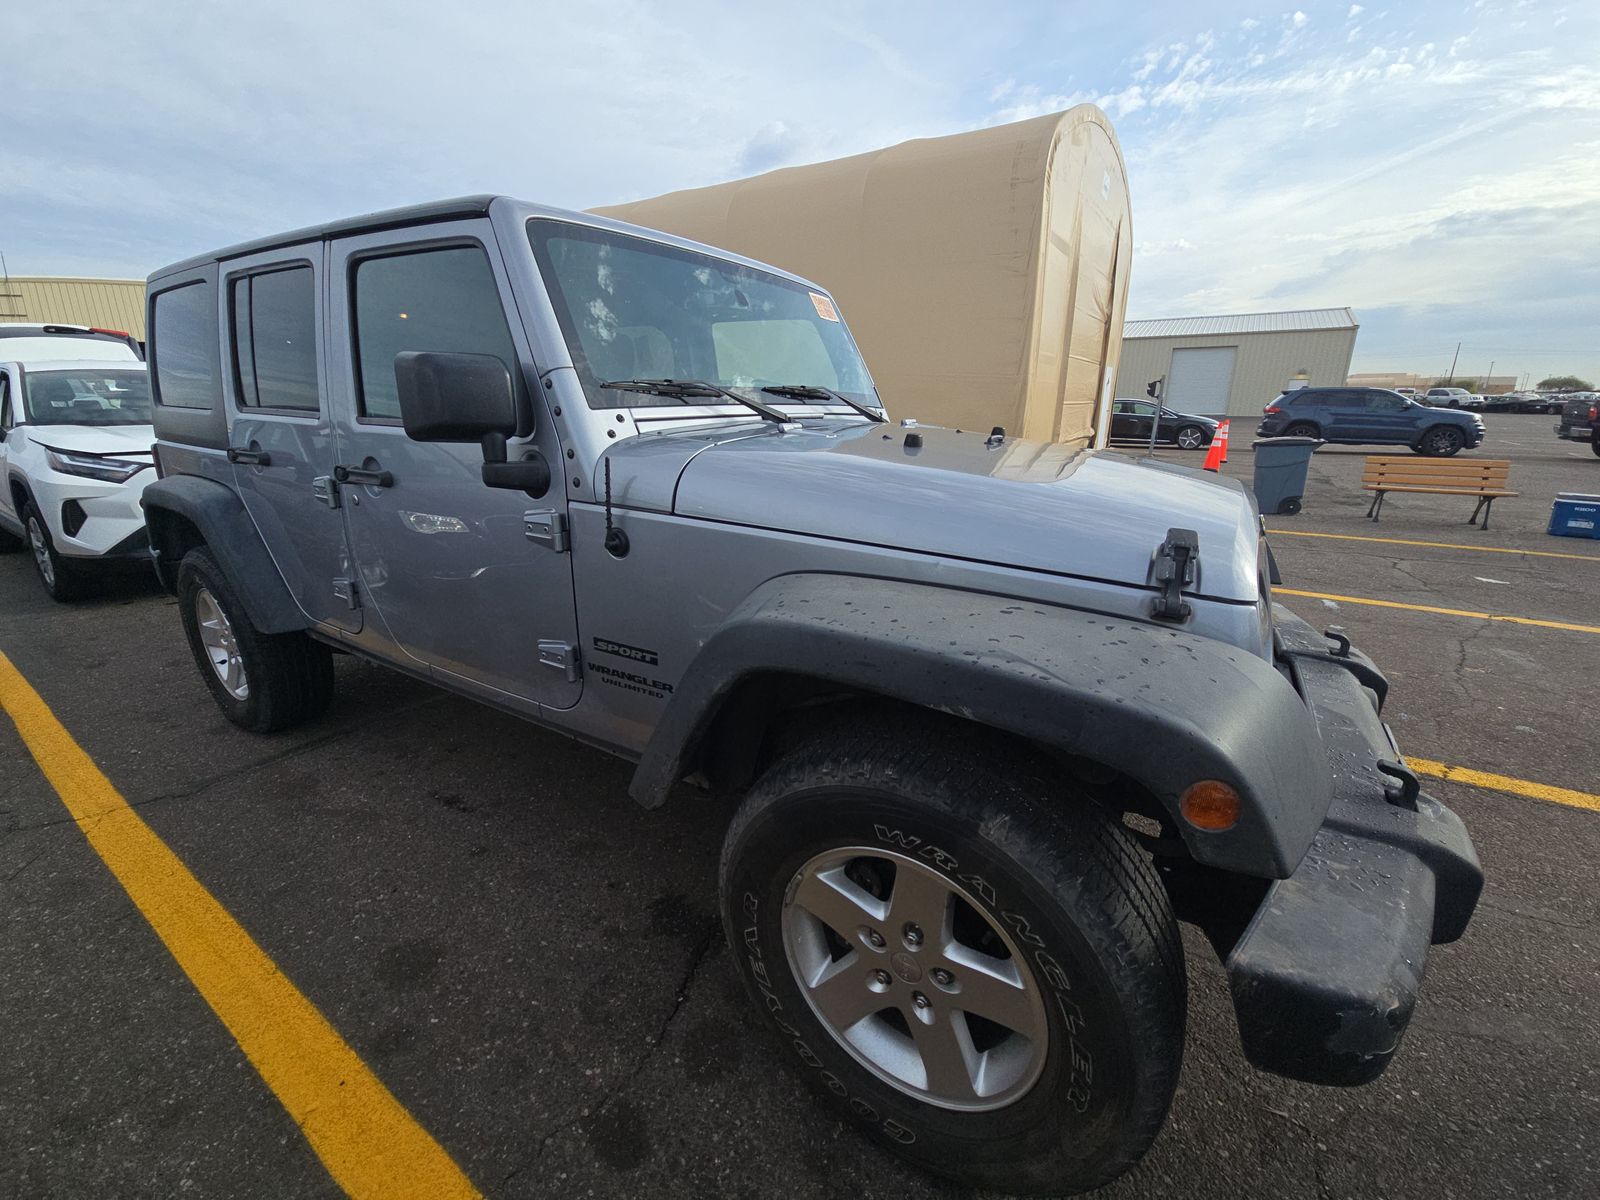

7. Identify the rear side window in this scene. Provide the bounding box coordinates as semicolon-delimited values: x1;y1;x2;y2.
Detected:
351;245;517;420
232;266;319;411
151;282;217;409
1320;392;1361;408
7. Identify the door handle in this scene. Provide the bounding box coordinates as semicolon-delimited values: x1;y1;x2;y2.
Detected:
333;463;394;488
226;447;272;466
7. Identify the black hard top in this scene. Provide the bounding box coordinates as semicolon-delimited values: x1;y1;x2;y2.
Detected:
148;195;498;282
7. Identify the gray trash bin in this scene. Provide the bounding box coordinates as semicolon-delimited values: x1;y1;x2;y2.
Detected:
1251;436;1321;515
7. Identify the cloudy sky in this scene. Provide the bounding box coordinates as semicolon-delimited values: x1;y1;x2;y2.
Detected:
6;1;1597;384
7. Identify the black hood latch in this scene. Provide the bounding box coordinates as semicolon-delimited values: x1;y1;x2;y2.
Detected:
1151;528;1200;622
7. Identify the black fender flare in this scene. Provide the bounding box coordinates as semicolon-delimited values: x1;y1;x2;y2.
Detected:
631;574;1331;879
141;473;307;634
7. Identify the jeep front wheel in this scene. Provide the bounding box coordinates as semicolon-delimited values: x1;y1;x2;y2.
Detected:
1420;425;1465;457
719;716;1185;1195
177;547;335;733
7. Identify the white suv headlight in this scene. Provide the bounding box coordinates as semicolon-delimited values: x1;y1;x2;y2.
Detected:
43;447;151;483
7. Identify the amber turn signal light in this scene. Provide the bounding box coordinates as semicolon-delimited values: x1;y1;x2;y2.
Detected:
1179;780;1241;831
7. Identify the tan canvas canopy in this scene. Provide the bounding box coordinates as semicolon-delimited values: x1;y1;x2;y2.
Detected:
595;106;1131;447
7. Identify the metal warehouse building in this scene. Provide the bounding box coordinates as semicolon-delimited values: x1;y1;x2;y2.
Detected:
0;276;147;339
1115;308;1358;418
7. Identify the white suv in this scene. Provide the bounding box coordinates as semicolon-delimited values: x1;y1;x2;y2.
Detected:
0;359;156;599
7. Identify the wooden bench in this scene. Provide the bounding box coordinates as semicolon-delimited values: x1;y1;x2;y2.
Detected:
1362;456;1516;529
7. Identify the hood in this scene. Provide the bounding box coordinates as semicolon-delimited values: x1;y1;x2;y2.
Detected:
659;420;1263;602
28;424;156;456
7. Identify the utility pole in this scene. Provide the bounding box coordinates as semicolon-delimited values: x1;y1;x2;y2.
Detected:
1446;342;1461;383
1485;360;1494;391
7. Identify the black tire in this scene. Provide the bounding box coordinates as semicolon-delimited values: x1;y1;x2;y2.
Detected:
1173;424;1209;451
720;713;1184;1195
177;547;334;733
22;500;88;601
1419;425;1465;457
1284;421;1320;439
1590;434;1600;458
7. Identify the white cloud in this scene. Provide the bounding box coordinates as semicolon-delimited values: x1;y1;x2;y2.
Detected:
1292;11;1309;27
1348;4;1364;16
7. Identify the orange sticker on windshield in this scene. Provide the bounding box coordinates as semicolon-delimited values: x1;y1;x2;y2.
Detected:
810;292;839;322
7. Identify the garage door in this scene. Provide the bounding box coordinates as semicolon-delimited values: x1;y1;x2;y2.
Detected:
1167;347;1237;415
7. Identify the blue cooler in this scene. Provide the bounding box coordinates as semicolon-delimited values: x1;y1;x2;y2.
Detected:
1548;493;1600;539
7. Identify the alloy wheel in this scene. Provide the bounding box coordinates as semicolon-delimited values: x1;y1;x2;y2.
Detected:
1176;426;1205;450
194;586;249;699
27;517;55;590
781;847;1049;1111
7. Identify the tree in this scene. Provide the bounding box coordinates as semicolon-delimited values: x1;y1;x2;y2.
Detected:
1536;375;1594;391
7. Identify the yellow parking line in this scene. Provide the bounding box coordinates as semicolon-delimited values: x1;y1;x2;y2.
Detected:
0;649;481;1200
1409;757;1600;814
1277;588;1600;635
1265;528;1600;562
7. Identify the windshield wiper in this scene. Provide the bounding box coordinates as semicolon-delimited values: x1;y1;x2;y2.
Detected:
760;384;886;423
598;378;792;424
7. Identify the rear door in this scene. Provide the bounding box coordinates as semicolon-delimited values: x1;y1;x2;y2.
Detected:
1313;391;1364;438
325;221;580;709
222;246;360;632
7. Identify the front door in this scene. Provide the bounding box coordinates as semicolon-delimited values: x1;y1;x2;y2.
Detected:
0;370;17;532
222;245;360;632
1362;390;1417;442
325;222;580;710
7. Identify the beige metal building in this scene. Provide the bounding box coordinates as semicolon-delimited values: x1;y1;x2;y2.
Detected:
1115;309;1358;418
0;276;146;339
598;106;1132;447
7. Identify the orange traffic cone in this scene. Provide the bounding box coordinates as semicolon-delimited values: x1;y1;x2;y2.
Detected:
1202;426;1226;472
1218;419;1232;463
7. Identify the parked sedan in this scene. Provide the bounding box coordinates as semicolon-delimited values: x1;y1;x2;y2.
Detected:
1108;399;1218;449
1482;392;1552;414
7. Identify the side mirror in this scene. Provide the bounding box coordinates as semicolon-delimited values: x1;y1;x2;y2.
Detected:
394;351;549;495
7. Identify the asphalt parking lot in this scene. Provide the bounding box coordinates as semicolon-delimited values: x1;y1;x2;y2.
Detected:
3;412;1597;1199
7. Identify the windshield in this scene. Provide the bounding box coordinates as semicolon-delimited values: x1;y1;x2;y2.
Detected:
23;369;153;426
528;219;875;410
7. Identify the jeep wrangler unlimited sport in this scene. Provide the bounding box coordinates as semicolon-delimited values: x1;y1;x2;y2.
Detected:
142;196;1481;1194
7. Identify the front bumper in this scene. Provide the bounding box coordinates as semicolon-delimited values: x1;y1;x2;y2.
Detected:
1223;604;1482;1086
32;468;155;560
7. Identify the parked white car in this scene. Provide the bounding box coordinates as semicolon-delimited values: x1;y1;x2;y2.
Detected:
0;322;143;364
0;359;156;599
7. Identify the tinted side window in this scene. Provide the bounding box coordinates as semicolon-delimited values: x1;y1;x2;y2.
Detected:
0;374;11;427
151;282;217;409
352;245;516;420
1286;390;1320;406
1320;391;1361;408
232;266;319;411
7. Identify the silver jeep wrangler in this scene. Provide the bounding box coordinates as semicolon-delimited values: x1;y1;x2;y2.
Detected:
143;196;1481;1195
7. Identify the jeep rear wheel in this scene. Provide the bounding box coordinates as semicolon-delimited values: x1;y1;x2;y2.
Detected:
720;716;1184;1195
1420;425;1465;457
1284;421;1319;439
177;547;334;733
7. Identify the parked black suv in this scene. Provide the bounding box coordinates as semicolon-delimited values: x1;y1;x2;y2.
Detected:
1259;387;1484;456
